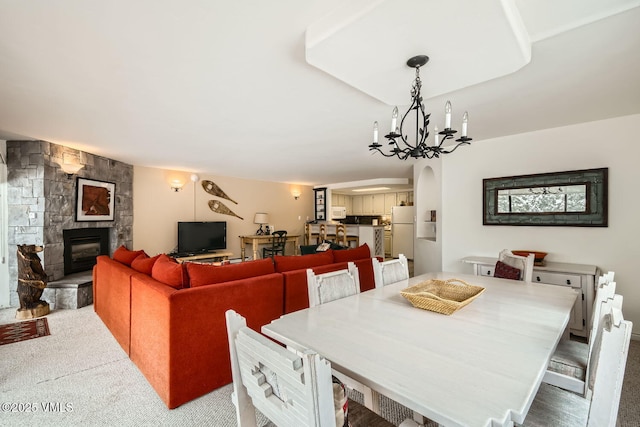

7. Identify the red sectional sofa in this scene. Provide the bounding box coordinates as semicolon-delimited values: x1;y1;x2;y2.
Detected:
93;243;379;408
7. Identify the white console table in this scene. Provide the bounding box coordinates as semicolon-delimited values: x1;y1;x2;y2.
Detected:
461;256;600;338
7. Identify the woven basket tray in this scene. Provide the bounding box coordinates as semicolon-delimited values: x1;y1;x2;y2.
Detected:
400;278;485;315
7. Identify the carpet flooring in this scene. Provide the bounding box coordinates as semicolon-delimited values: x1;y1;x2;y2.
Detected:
0;305;638;426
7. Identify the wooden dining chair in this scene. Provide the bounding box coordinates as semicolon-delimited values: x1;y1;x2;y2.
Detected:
543;278;618;396
494;249;534;282
307;262;360;307
522;304;632;427
226;310;393;427
262;230;287;259
372;254;409;289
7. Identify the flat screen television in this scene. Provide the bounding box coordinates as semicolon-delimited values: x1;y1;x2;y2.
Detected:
177;221;227;255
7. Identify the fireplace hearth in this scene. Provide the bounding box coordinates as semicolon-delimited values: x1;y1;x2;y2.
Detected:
63;228;110;275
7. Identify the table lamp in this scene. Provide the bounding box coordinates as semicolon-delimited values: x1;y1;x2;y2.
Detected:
254;213;269;235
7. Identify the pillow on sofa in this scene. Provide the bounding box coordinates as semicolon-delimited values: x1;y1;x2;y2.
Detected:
186;258;276;288
151;254;188;289
274;250;334;273
300;245;318;255
494;260;521;280
332;243;371;263
131;253;161;275
113;245;146;266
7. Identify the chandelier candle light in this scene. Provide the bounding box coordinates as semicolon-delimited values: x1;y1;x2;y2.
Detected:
369;55;472;160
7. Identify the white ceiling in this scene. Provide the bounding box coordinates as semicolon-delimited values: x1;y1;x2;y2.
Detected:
1;0;639;188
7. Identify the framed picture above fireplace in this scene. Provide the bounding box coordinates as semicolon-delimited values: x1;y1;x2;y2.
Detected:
76;178;116;221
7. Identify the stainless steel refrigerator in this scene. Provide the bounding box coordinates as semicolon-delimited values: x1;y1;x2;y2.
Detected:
391;206;414;259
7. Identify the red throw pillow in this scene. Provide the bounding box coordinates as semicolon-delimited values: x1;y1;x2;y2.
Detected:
151;254;188;289
273;251;334;272
113;245;146;266
332;243;371;263
494;260;521;280
186;258;276;287
131;253;161;275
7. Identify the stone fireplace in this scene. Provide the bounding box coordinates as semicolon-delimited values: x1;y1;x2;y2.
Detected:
6;140;133;308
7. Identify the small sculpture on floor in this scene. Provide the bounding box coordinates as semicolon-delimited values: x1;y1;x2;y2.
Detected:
16;244;50;320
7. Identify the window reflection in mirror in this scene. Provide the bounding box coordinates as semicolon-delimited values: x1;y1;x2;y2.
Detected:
497;184;587;214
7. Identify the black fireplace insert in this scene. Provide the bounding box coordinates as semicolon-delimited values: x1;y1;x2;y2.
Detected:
63;228;110;275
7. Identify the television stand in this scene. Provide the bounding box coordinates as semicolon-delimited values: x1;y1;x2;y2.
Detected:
174;251;233;264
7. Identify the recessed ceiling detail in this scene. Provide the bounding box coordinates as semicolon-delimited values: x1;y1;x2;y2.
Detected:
305;0;531;105
305;0;640;105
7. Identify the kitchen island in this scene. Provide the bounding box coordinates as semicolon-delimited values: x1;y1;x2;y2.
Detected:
308;222;385;259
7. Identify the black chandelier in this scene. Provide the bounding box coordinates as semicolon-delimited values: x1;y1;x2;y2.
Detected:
368;55;472;160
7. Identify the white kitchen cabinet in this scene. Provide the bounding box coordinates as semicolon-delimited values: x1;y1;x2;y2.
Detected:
344;191;413;215
351;195;363;215
384;193;396;215
463;257;598;338
384;229;392;257
372;194;385;215
358;226;385;258
396;192;409;205
362;195;373;214
332;193;346;207
344;196;352;213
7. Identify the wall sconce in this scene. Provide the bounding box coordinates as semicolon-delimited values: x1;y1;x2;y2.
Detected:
254;212;269;235
291;189;301;200
170;179;185;192
61;163;84;179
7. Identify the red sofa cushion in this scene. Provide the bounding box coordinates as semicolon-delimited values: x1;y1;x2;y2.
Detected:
113;245;146;266
282;262;349;313
186;258;276;288
131;253;160;275
151;254;188;289
282;257;380;313
332;243;371;263
273;250;334;273
352;258;379;292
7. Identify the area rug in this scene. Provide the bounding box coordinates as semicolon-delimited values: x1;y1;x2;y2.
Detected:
0;317;50;345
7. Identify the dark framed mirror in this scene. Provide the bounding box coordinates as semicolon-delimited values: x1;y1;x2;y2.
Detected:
483;168;608;226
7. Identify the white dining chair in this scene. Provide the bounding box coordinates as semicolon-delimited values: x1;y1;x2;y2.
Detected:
372;254;409;289
226;310;392;427
522;304;632;427
306;262;385;415
307;262;360;307
495;249;534;282
543;278;618;396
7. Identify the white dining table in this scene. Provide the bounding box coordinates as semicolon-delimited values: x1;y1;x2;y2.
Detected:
261;272;578;427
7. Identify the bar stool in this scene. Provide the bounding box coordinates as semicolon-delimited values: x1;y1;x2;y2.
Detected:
318;223;328;242
335;224;358;248
305;223;319;245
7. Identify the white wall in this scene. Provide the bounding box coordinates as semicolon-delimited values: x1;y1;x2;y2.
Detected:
132;166;314;258
0;140;8;307
439;114;640;335
413;161;442;275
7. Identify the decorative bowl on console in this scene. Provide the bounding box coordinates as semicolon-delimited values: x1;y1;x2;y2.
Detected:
512;250;548;266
